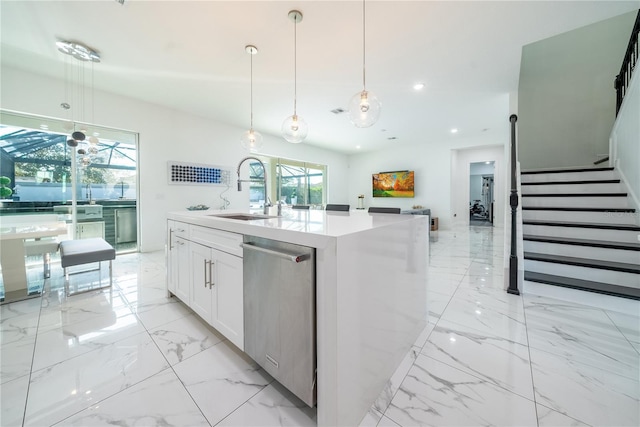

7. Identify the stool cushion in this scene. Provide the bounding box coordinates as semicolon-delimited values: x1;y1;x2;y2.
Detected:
60;238;115;268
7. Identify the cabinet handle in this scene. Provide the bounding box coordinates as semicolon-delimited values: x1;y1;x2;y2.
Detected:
177;228;186;232
209;261;215;289
169;230;174;249
204;259;210;287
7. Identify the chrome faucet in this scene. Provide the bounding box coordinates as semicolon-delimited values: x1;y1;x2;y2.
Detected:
236;156;270;215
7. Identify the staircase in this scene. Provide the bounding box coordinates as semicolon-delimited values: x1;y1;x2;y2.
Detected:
520;166;640;299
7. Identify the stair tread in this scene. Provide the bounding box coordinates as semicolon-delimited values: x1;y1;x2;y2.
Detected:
524;252;640;273
521;167;614;175
523;234;640;251
522;207;636;212
522;179;621;185
524;272;640;300
522;193;627;197
523;220;640;231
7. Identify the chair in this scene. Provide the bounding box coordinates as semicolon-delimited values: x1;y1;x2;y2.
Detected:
292;205;310;210
368;207;401;214
325;204;350;211
59;238;116;296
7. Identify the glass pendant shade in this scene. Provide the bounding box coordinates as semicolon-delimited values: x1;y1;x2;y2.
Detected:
71;131;86;141
281;114;308;144
240;129;263;151
348;89;381;128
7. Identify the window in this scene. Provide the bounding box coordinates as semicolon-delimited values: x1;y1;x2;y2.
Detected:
247;155;327;209
0;111;137;202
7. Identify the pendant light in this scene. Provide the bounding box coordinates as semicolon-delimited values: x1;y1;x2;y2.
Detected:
348;0;381;128
282;10;308;144
58;40;100;153
240;45;263;151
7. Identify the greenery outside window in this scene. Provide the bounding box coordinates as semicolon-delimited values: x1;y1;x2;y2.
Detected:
247;155;327;209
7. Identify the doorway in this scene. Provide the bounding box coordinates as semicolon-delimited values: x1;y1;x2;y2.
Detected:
469;161;495;226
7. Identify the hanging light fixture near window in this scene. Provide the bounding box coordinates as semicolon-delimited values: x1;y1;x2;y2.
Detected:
282;10;308;144
348;0;381;128
240;45;263;151
57;40;100;150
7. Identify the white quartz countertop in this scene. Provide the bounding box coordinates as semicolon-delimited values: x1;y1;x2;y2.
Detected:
167;208;423;248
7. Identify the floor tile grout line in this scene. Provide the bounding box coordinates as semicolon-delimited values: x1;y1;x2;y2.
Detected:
420;353;538;405
48;367;178;426
522;291;542;427
603;310;640;357
145;317;216;427
21;268;172;426
211;380;277;426
524;300;600;427
20;283;47;426
525;329;640;383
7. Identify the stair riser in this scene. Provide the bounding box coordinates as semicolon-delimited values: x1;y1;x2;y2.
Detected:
521;170;617;183
521;183;623;194
522;210;638;225
524;241;640;264
524;260;640;288
523;224;640;243
522;196;630;208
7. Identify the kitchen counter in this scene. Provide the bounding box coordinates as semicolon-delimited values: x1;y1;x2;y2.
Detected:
167;208;429;426
168;207;417;246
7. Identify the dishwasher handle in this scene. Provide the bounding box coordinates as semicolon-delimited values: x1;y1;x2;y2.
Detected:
240;242;310;263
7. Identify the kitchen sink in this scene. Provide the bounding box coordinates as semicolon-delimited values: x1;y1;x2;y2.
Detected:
208;213;278;221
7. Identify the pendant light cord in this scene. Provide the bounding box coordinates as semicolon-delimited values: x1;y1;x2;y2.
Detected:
91;61;95;127
293;16;298;116
250;50;254;130
362;0;366;91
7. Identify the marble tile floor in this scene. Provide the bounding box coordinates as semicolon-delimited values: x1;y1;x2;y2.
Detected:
1;226;638;426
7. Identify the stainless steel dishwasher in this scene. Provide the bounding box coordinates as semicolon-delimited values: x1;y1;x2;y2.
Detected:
241;236;316;407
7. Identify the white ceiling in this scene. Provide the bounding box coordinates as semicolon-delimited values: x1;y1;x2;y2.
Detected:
1;1;637;154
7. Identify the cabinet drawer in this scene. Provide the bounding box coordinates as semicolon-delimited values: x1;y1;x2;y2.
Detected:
171;221;190;239
190;225;243;257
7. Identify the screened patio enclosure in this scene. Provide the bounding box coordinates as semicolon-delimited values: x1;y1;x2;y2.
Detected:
245;156;327;210
0;109;138;251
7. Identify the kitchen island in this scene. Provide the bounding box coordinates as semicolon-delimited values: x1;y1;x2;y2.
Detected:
166;208;429;427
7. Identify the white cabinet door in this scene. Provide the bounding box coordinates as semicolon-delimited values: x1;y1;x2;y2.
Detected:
174;236;190;303
190;242;213;321
77;221;105;239
167;221;177;293
211;249;244;350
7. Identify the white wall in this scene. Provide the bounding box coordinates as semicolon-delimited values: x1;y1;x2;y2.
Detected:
611;67;640;215
346;134;507;230
0;66;349;251
470;175;484;204
518;11;636;169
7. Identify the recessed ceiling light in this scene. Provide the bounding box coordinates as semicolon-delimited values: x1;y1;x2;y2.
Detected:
413;82;425;91
450;128;458;134
39;124;49;130
356;145;361;149
485;161;491;164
